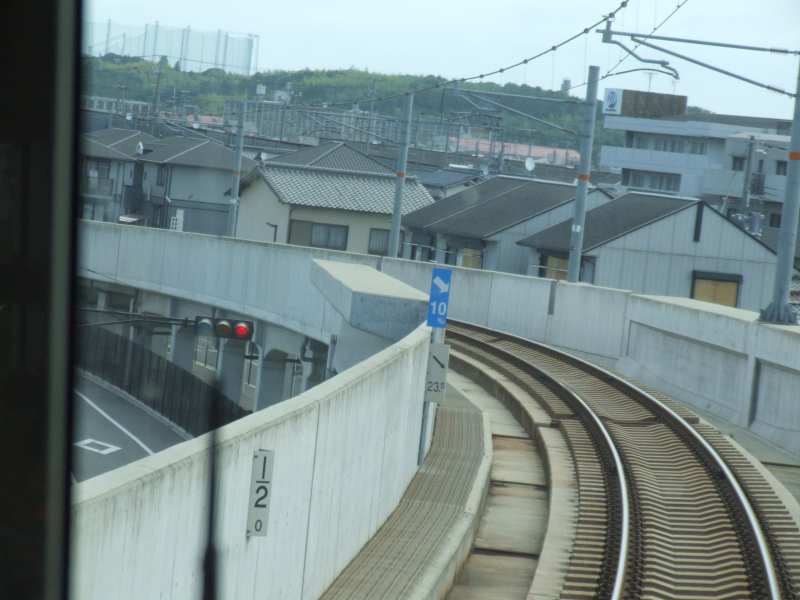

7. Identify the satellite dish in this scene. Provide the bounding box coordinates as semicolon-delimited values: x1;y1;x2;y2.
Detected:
135;141;144;155
524;157;536;172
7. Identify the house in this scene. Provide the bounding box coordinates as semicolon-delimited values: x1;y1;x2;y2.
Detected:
403;176;613;273
80;128;256;233
235;142;435;254
517;191;795;311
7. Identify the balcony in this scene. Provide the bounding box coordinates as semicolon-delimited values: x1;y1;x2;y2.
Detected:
79;176;114;198
600;145;717;172
702;170;786;201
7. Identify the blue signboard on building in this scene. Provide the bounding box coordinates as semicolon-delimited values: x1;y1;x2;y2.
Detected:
426;268;452;328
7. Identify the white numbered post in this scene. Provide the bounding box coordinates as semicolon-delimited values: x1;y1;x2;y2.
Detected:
247;449;274;537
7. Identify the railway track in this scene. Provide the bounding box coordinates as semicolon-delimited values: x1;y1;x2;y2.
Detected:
446;321;800;600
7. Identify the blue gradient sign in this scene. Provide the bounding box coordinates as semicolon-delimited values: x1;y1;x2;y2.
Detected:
426;268;452;328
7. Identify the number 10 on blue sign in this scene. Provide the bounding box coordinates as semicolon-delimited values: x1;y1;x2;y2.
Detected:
427;268;452;328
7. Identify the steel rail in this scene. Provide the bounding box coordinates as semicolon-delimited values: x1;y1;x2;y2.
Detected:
446;323;629;600
450;319;782;600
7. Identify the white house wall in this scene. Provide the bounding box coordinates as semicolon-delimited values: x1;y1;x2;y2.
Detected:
168;165;232;203
591;205;779;310
289;206;398;255
237;179;292;243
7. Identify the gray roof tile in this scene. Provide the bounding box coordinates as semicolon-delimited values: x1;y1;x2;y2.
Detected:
259;164;434;215
268;142;391;174
517;192;698;252
403;176;579;238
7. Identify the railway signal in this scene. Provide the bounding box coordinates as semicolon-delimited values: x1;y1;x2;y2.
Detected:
195;317;254;341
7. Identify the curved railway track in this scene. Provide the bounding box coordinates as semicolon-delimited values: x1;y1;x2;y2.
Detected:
447;320;800;600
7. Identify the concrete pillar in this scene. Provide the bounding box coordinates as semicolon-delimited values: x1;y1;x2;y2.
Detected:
435;234;447;263
216;339;246;406
170;325;196;373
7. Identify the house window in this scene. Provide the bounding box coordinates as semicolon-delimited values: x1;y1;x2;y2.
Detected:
368;228;390;255
367;228;407;255
288;219;348;250
460;248;482;269
776;160;788;176
157;165;167;185
757;159;764;173
691;271;742;308
689;140;707;155
540;255;569;281
732;156;746;171
769;213;781;228
624;169;680;193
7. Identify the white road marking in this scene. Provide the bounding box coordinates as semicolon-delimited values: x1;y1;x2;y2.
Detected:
74;438;122;455
75;390;154;456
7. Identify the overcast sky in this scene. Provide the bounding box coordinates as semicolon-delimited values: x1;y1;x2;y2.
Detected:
85;0;799;119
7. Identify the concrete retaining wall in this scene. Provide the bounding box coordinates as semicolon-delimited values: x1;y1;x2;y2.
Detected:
78;221;800;459
382;257;800;459
78;221;379;342
71;324;430;600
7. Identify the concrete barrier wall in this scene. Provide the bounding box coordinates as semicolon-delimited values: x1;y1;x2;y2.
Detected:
78;221;380;342
72;324;430;600
79;222;800;459
382;257;800;458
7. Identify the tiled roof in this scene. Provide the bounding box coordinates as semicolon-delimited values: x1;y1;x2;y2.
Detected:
427;180;580;239
81;137;134;161
257;164;434;215
81;128;255;171
267;142;391;174
403;177;580;239
517;192;698;251
140;137;257;170
403;177;524;230
370;156;482;189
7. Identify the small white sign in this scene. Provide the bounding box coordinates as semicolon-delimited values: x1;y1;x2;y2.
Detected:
571;224;582;233
425;343;450;403
603;88;623;115
247;449;274;537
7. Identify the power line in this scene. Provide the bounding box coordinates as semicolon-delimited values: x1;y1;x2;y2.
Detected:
313;0;632;110
606;0;692;76
566;0;691;93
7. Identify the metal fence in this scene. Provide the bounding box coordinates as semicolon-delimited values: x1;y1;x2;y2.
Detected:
77;327;249;436
83;20;258;75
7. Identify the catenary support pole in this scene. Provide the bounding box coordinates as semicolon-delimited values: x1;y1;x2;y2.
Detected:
389;91;414;258
742;135;755;209
567;65;600;283
228;100;244;237
761;62;800;324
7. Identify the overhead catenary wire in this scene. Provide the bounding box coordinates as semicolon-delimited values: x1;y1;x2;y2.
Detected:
566;0;692;93
312;0;632;110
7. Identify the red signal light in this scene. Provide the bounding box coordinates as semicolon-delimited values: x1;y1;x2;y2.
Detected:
233;321;251;339
215;319;232;337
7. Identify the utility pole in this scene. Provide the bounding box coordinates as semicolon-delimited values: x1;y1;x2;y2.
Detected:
152;56;165;126
368;79;376;144
228;100;245;237
389;92;414;258
742;135;755;210
566;65;600;283
761;63;800;324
